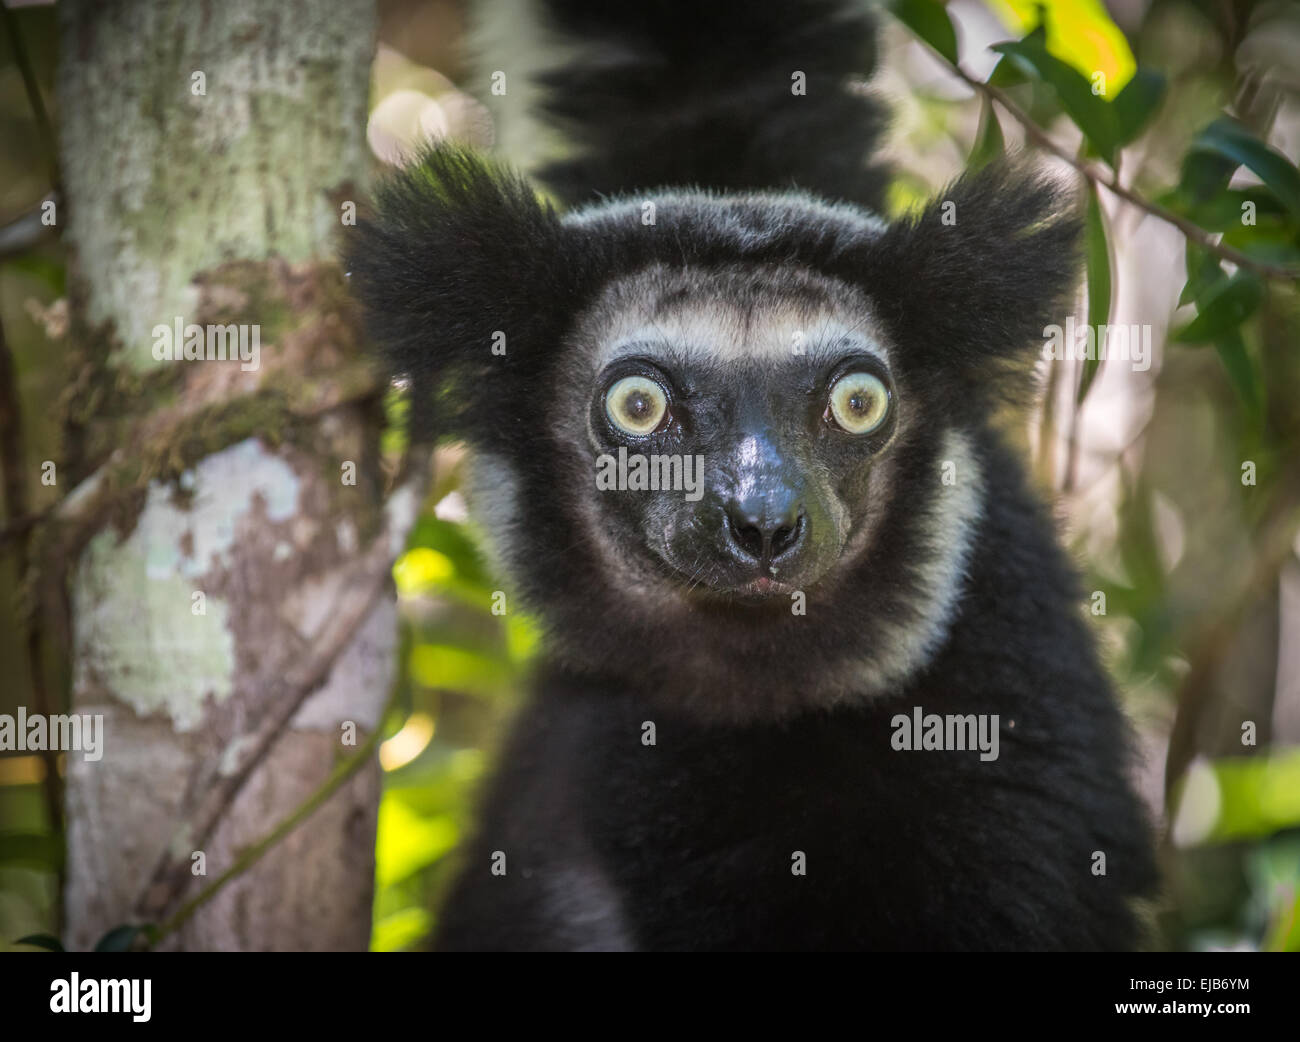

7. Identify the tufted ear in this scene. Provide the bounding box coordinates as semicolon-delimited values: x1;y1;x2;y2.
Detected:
857;159;1083;398
346;144;581;447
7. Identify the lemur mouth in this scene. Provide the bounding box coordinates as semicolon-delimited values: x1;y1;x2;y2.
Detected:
655;548;803;605
712;575;798;603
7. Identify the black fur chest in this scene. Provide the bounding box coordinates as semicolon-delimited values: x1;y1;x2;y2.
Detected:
570;689;1031;950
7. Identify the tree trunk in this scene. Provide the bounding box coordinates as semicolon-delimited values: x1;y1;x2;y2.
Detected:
56;0;392;951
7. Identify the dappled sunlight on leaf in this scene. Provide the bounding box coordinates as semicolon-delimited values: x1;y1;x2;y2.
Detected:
989;0;1136;92
392;546;455;594
371;907;433;953
410;643;512;696
374;796;459;890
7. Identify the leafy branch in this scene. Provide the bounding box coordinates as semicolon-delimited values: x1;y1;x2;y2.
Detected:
890;0;1300;285
947;65;1299;283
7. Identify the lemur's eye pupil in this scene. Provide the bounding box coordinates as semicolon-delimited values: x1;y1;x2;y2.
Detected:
606;375;669;436
828;372;890;435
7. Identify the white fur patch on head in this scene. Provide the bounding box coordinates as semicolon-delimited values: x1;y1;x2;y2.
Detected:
576;263;889;371
564;189;890;238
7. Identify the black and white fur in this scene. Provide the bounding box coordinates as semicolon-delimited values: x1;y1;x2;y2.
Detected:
348;0;1157;950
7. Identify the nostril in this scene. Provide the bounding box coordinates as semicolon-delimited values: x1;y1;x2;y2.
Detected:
770;513;803;558
727;513;767;561
726;508;806;562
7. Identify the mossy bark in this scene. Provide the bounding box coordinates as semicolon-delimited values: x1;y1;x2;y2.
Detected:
57;0;389;950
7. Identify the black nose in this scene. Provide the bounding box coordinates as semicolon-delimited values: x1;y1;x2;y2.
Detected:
725;501;805;563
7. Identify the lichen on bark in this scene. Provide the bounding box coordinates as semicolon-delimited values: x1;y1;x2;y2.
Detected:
58;0;373;373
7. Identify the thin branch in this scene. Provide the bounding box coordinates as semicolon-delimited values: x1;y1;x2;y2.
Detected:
946;64;1300;284
148;684;398;946
0;193;59;257
0;493;67;548
0;2;59;192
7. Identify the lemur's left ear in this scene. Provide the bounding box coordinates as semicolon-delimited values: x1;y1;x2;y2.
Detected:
347;144;578;447
858;159;1082;389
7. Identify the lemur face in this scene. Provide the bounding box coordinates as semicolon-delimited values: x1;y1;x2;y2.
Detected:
558;264;904;607
351;148;1080;715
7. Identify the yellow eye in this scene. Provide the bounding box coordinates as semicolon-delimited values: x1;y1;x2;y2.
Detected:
606;375;669;436
828;372;890;434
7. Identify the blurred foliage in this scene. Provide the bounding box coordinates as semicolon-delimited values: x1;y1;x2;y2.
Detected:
368;444;539;950
2;0;1299;952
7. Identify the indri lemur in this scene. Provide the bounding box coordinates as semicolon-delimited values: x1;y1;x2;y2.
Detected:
349;0;1158;950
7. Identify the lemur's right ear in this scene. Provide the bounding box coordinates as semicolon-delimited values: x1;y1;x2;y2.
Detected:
347;144;576;447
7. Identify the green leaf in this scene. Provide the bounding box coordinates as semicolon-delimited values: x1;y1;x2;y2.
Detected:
371;907;432;953
969;98;1004;170
1173;272;1264;343
94;924;145;952
0;831;64;871
888;0;959;64
406;516;491;589
1220;229;1300;269
991;37;1120;164
1173;150;1238;206
1113;69;1165;145
374;797;459;888
1;253;66;294
1179;243;1223;308
987;24;1045;87
409;643;514;697
993;0;1138;91
1193;750;1300;843
1173;187;1286;232
15;933;64;952
1212;331;1261;416
1174;261;1264;417
1078;185;1112;404
1192;118;1300;222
